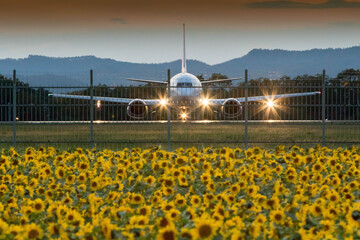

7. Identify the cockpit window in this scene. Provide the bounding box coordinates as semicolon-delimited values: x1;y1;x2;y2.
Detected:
177;82;192;87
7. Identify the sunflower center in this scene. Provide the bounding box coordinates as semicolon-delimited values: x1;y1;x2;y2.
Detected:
28;229;39;239
275;214;282;221
35;203;42;210
198;224;212;238
182;232;192;239
218;208;225;216
352;210;360;221
162;230;175;240
53;226;59;235
177;159;185;165
160;218;169;228
140;208;147;215
85;235;93;240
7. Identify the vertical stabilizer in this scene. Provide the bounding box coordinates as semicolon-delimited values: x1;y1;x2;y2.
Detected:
182;24;187;73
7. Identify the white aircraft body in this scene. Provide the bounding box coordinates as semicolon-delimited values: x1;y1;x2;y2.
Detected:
52;24;320;120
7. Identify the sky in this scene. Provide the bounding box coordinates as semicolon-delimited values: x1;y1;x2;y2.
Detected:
1;0;360;64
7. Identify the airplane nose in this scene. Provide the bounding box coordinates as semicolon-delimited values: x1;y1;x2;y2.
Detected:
178;87;193;96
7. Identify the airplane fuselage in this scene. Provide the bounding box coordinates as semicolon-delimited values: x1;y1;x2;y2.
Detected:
169;72;202;103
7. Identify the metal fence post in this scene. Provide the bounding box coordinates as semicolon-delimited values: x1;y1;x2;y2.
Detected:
322;69;326;147
245;69;248;150
13;69;16;148
90;69;94;149
167;69;171;151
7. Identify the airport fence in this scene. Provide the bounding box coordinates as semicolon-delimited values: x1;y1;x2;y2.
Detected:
1;69;360;151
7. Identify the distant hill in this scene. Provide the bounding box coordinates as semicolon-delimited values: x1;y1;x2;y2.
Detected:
211;47;360;79
1;47;360;86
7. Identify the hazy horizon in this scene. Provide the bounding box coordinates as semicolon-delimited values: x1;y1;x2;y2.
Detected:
2;45;360;66
1;0;360;64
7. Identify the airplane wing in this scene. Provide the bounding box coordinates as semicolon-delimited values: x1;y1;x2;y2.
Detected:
208;91;321;105
201;77;242;84
126;78;168;85
49;93;161;105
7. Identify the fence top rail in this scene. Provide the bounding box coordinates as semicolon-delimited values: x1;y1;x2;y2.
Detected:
4;85;360;90
1;85;329;89
1;120;360;124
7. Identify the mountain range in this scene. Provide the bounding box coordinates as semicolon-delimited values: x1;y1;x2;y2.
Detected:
1;46;360;86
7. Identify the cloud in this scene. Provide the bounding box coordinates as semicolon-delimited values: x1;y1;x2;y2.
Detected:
110;18;128;24
248;0;360;9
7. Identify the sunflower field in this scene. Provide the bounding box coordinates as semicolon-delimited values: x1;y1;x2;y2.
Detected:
1;145;360;240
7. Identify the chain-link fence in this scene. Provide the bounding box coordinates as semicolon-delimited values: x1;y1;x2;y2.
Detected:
1;69;359;150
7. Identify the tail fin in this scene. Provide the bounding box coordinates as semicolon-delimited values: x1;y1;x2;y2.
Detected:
182;23;187;73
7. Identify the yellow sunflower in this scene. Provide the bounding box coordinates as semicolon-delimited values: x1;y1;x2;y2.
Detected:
157;226;178;240
138;205;152;217
270;209;285;225
101;218;117;240
181;228;194;239
310;204;324;217
157;215;175;229
144;175;156;185
190;195;201;207
47;223;60;236
174;194;187;207
32;199;45;213
9;225;22;237
312;163;324;173
55;166;66;179
24;223;43;239
263;196;280;210
65;174;75;185
192;217;218;239
130;194;145;205
346;204;360;228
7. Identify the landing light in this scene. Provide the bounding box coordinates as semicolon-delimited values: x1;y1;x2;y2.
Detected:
96;100;101;109
160;99;167;106
267;100;274;108
201;98;209;106
181;112;188;119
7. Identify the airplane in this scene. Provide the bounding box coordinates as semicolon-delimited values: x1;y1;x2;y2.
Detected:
50;24;321;120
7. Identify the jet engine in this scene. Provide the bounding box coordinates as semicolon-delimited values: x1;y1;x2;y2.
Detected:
221;98;242;118
127;99;148;119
